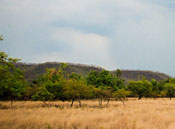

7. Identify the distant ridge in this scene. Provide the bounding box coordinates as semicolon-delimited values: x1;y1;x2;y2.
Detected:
15;62;104;82
15;62;170;82
115;70;170;82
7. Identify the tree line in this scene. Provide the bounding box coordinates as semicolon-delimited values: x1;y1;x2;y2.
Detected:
1;37;175;107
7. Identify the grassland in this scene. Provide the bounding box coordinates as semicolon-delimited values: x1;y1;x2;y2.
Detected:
1;99;175;129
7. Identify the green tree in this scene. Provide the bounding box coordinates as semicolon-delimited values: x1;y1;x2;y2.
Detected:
0;51;26;107
116;69;122;77
32;68;66;101
112;70;125;90
86;70;124;90
93;86;112;106
32;87;54;104
69;72;82;81
127;79;153;99
113;89;130;105
64;79;92;107
151;79;159;98
160;91;166;98
86;70;113;87
86;71;99;86
168;78;175;84
164;83;175;100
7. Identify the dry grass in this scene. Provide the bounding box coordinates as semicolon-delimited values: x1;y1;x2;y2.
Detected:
1;99;175;129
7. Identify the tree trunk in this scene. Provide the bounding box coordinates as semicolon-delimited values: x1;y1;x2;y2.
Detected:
10;100;13;108
106;98;110;106
121;99;125;105
79;100;81;107
119;98;125;105
43;101;48;105
122;100;125;105
71;99;74;107
99;98;102;106
138;96;142;100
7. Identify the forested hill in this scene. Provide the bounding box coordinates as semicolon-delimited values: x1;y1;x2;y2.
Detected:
117;70;170;82
15;62;104;82
15;62;170;82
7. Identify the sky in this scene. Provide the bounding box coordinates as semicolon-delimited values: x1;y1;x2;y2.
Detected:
0;0;175;76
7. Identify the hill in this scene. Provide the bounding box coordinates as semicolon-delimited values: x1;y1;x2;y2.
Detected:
119;70;170;82
15;62;104;82
15;62;170;82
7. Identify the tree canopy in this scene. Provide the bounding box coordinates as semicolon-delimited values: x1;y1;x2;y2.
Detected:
0;51;26;107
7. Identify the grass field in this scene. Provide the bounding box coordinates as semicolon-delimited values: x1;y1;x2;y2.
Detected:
1;99;175;129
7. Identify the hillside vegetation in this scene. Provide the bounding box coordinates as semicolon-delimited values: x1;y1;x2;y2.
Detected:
120;70;170;82
16;62;170;82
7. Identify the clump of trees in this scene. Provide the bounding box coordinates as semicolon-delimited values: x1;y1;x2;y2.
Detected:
127;79;152;99
29;66;127;107
127;78;175;100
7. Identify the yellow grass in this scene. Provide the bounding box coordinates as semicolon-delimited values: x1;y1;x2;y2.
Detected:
1;99;175;129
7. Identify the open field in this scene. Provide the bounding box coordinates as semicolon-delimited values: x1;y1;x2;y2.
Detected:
1;99;175;129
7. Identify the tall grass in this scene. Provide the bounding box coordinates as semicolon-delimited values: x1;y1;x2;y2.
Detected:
1;99;175;129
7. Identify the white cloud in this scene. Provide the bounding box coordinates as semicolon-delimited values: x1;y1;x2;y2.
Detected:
33;28;116;69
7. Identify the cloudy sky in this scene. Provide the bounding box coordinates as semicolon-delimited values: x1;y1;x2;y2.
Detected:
0;0;175;76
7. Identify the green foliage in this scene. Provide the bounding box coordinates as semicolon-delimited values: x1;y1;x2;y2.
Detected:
127;79;153;99
86;70;124;90
112;70;125;90
164;83;175;99
113;89;130;104
113;89;130;100
92;86;112;106
69;72;82;81
32;87;54;101
86;70;114;87
167;78;175;84
60;63;68;70
31;68;66;101
151;79;159;98
160;91;166;98
94;87;112;99
64;79;92;107
0;51;26;107
116;69;122;77
15;62;170;83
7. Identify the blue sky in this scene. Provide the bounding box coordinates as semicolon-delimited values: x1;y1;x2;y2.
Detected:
0;0;175;76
